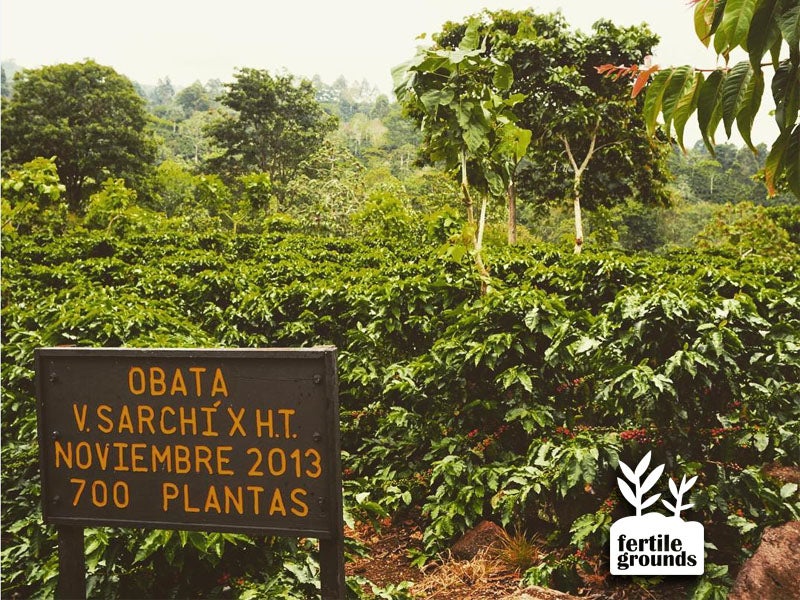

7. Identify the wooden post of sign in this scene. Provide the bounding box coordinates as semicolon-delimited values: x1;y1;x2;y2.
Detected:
56;525;86;599
319;537;346;599
319;349;346;599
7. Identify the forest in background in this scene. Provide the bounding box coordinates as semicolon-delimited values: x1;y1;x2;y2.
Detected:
2;49;796;255
2;4;799;599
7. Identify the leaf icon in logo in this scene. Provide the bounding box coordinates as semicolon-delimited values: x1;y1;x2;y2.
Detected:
662;474;698;518
617;451;665;516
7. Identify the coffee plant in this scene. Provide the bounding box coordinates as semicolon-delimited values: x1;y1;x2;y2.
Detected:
2;202;798;597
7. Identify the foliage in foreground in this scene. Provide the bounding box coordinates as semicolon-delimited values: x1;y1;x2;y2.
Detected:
2;210;798;597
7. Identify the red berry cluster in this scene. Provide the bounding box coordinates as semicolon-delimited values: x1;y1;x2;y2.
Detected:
620;428;648;442
601;497;617;513
708;425;742;438
573;549;589;561
555;426;575;438
555;377;585;394
467;429;479;438
477;437;493;450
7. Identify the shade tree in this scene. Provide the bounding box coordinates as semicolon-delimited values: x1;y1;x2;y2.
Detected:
394;18;532;282
1;60;157;210
204;68;336;198
432;11;671;253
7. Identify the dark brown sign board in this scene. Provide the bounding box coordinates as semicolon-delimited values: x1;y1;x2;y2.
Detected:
36;347;344;599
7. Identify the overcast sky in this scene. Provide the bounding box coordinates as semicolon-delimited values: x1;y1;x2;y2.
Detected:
1;0;776;144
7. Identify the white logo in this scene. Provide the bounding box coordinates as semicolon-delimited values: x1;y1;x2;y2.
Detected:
610;451;704;575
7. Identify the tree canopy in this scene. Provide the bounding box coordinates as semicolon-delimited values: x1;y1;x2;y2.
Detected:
204;68;337;194
433;10;672;213
1;60;156;209
399;9;672;253
601;0;800;197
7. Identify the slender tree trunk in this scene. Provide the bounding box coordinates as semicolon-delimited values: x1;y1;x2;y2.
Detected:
475;194;490;294
460;151;475;225
572;183;583;254
561;120;600;255
459;150;490;293
507;179;517;245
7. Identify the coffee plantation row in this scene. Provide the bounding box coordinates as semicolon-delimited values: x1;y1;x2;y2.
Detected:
2;212;798;598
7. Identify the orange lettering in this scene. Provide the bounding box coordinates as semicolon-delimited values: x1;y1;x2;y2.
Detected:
217;446;234;475
201;404;219;437
113;442;130;471
183;484;200;512
160;406;176;434
255;408;274;438
54;440;72;468
162;482;179;511
211;368;228;397
137;405;155;434
149;367;167;395
131;443;147;472
290;488;308;517
94;442;110;470
269;488;286;516
170;369;188;396
225;486;244;514
151;445;171;472
118;405;134;434
72;403;88;432
247;486;264;515
174;445;191;473
179;407;197;435
204;485;222;513
129;367;146;395
195;446;213;474
227;407;246;437
97;405;113;433
74;442;92;469
278;409;295;438
189;367;206;396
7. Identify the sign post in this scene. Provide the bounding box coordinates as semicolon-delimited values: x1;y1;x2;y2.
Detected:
36;347;345;599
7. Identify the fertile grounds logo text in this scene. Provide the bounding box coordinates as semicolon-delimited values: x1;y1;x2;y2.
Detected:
610;452;704;575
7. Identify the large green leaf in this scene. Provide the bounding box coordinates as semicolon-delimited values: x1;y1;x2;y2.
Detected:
764;124;800;196
764;127;790;194
643;70;675;136
459;19;482;52
498;123;532;161
697;69;726;153
695;0;717;46
673;72;705;151
747;0;782;67
661;66;696;138
484;168;505;198
420;88;455;112
714;0;733;54
736;68;764;152
721;61;753;136
772;59;799;131
777;0;800;46
720;0;758;51
492;63;514;91
463;122;489;154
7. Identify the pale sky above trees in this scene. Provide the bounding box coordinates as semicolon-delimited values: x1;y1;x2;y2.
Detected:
1;0;777;144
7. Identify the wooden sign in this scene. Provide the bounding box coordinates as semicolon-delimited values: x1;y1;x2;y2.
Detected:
36;347;344;599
